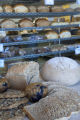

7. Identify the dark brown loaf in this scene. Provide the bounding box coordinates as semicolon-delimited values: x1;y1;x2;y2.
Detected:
3;5;13;12
1;19;17;28
37;6;50;12
35;18;50;27
19;18;34;27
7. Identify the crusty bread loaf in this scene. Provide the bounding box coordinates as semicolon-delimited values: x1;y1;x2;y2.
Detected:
6;61;41;90
1;19;16;28
60;30;71;38
37;6;50;12
0;6;3;12
75;7;80;12
45;31;58;39
35;18;50;27
40;57;80;86
14;4;28;13
3;5;13;13
19;18;34;27
51;6;65;12
65;8;74;12
29;6;36;12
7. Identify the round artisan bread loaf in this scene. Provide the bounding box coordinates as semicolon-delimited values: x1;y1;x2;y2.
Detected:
1;19;16;28
51;6;65;12
14;4;28;13
3;5;13;12
45;30;58;39
60;30;71;38
6;61;41;90
29;6;36;12
40;57;80;86
35;18;50;27
37;6;50;12
19;18;34;27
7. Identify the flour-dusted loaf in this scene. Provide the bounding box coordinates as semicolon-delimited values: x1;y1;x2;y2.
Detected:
40;57;80;86
35;18;50;27
0;6;3;12
19;18;34;27
60;30;71;38
1;19;16;28
6;61;41;90
14;4;28;13
29;6;36;12
45;30;58;39
51;6;65;12
3;5;13;12
37;6;50;12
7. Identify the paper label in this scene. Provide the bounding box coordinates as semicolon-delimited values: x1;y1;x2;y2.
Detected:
44;0;54;5
75;48;80;55
76;0;80;4
0;59;4;68
0;44;4;52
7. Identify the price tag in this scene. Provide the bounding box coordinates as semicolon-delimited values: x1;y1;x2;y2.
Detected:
0;59;4;68
0;31;6;37
75;47;80;55
44;0;54;5
0;44;4;52
76;0;80;4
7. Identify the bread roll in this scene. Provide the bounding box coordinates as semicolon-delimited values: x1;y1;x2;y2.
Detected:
29;6;36;12
19;18;34;27
35;18;50;27
51;6;65;12
3;5;13;13
0;6;3;12
14;4;28;13
65;8;74;12
40;57;80;86
45;31;58;39
1;19;16;28
37;6;50;12
60;30;71;38
6;61;41;90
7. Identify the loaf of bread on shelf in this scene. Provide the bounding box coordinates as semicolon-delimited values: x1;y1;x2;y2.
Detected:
1;19;17;28
35;18;50;27
37;6;50;12
0;6;3;12
29;6;36;12
19;18;34;27
65;8;74;12
45;30;58;39
60;30;71;38
75;7;80;12
3;5;13;12
13;4;28;13
51;6;65;12
40;57;80;86
6;61;41;90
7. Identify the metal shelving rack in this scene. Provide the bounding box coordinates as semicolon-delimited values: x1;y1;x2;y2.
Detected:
0;0;79;62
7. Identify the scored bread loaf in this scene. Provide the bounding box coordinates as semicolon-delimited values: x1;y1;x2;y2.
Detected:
51;6;65;12
40;57;80;86
45;30;58;39
60;30;71;38
1;19;17;28
29;6;36;12
19;18;34;27
0;6;3;12
35;18;50;27
3;5;13;13
14;4;28;13
6;61;41;90
37;6;50;12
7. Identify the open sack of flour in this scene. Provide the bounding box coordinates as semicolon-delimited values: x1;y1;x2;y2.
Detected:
6;61;42;90
40;57;80;86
